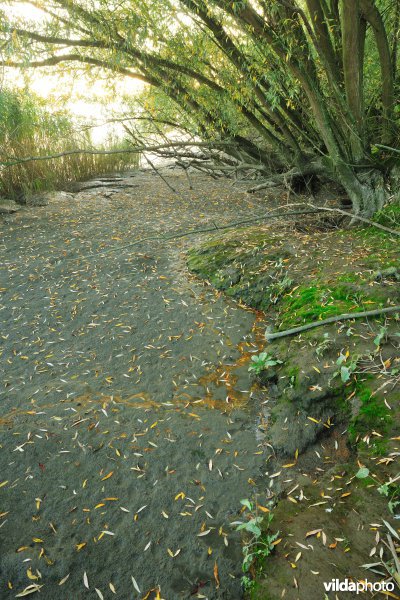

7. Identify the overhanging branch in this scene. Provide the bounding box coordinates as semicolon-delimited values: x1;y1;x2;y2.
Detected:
0;53;152;83
0;141;239;167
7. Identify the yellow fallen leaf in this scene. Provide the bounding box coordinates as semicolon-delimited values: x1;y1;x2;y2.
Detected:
257;505;270;513
76;543;87;551
271;538;282;546
101;471;113;481
15;584;43;597
307;417;320;424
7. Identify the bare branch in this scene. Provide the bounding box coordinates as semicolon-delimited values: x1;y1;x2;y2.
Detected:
266;305;400;341
0;141;239;167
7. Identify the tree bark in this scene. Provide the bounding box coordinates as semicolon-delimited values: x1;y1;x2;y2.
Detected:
360;0;395;143
341;0;364;160
335;165;387;217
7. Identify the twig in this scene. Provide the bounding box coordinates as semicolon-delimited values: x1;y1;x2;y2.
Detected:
265;306;400;342
307;203;400;236
124;126;180;196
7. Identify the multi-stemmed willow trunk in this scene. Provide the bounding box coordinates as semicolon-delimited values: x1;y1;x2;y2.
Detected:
1;0;399;218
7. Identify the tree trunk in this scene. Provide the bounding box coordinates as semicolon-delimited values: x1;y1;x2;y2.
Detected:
336;165;387;217
390;165;400;202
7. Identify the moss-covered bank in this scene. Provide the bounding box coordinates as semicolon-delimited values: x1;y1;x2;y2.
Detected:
187;204;400;597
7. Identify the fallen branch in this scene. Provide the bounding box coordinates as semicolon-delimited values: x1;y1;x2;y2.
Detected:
60;209;321;261
265;306;400;341
307;203;400;236
375;144;400;155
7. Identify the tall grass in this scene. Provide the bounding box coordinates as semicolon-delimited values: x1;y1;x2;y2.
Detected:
0;88;138;199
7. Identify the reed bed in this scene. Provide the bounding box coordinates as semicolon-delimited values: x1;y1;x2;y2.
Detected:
0;88;137;199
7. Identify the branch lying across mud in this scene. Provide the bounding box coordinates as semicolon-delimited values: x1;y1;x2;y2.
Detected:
64;209;322;261
306;203;400;236
265;305;400;341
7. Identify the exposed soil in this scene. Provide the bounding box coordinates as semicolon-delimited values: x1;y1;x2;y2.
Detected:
187;209;400;599
0;170;272;600
1;170;399;600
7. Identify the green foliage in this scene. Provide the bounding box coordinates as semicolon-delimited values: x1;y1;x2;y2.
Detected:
248;352;282;375
231;499;279;590
373;202;400;229
1;0;399;215
334;353;358;383
355;467;370;479
374;326;388;349
0;88;137;198
377;482;400;515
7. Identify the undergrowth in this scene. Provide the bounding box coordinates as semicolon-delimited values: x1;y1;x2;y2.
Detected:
0;88;137;199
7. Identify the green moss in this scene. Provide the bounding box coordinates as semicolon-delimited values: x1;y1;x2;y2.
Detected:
187;225;398;324
281;365;299;387
277;283;383;329
348;384;393;443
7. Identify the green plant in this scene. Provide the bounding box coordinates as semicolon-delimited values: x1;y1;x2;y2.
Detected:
248;352;282;375
374;326;388;349
315;333;333;358
362;521;400;590
269;275;294;304
378;482;400;515
241;575;255;592
334;353;358;383
0;87;137;199
231;499;279;589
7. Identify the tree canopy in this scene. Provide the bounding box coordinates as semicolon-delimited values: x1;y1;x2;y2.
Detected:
1;0;399;215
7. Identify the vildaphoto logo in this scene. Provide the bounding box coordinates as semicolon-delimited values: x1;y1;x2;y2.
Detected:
323;578;395;594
